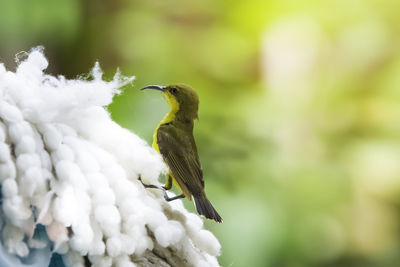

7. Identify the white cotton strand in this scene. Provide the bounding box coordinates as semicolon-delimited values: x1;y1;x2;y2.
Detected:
154;220;185;247
88;255;113;267
106;236;123;257
2;179;18;198
43;126;62;151
92;186;116;205
2;224;29;257
16;153;41;172
39;150;52;171
3;197;32;224
115;255;136;267
55;161;87;189
70;223;94;253
192;229;222;257
0;48;221;267
0;123;7;143
75;150;100;173
52;188;79;227
19;167;42;197
0;143;11;163
89;221;106;256
52;144;75;162
8;122;33;143
0;102;23;123
0;161;16;182
15;136;36;154
95;205;121;236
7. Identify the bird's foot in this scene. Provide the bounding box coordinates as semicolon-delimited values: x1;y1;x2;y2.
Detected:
138;175;185;202
138;175;163;190
164;193;185;202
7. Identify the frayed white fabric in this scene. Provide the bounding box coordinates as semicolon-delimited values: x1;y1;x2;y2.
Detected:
0;48;220;267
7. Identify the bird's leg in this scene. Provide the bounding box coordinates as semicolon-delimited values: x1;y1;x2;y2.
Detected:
163;175;173;190
162;175;185;201
164;193;185;202
139;175;184;202
138;175;163;190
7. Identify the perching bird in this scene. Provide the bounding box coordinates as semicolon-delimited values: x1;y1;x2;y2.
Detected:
141;84;222;222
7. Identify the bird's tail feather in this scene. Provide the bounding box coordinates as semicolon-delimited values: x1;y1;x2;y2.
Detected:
194;195;222;223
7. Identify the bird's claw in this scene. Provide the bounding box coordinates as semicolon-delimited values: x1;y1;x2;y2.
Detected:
138;175;162;190
138;175;184;202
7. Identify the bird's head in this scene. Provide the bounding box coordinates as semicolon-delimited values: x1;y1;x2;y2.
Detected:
141;84;199;120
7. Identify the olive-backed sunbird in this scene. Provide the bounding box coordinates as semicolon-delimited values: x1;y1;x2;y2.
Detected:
141;84;222;223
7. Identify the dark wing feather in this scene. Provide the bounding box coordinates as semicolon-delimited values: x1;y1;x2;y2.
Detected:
157;124;204;197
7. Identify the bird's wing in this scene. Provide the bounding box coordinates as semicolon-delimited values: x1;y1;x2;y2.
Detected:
157;124;204;197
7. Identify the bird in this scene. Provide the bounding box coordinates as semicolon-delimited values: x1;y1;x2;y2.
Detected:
141;84;222;222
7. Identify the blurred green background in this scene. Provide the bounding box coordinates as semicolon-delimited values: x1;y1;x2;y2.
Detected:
2;0;400;266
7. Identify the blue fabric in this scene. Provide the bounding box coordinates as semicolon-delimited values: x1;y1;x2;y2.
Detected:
49;253;65;267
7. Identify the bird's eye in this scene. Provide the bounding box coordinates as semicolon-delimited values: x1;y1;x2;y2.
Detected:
170;87;178;95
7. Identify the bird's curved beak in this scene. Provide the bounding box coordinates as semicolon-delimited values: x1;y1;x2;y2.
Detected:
140;85;166;92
